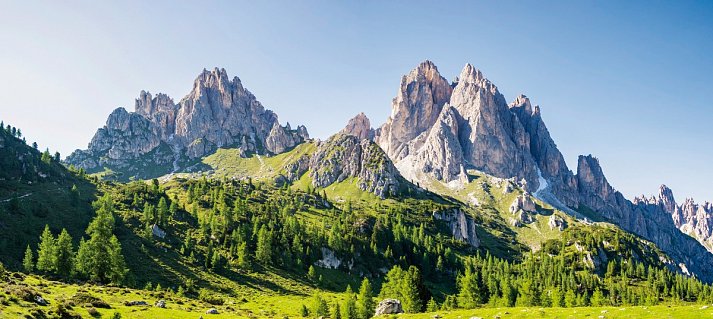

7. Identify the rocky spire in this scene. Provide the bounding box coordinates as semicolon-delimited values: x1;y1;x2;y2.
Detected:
375;60;452;160
340;112;374;140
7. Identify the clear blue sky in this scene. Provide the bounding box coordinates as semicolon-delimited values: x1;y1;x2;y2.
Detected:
1;1;711;203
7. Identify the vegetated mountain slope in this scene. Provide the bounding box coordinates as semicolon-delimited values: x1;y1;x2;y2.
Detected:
0;123;97;269
65;68;309;181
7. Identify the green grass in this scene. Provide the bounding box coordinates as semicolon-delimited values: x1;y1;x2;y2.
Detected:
397;305;713;319
0;274;336;318
201;142;317;181
2;275;710;319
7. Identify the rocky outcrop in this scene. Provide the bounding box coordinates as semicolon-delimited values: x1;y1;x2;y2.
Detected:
673;199;713;251
265;122;306;154
341;113;374;140
509;194;536;214
636;185;713;253
66;68;308;179
308;134;402;199
432;208;480;247
549;215;567;231
375;299;403;315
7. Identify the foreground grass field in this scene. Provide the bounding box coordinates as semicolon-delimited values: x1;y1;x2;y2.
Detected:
402;305;713;319
2;274;711;319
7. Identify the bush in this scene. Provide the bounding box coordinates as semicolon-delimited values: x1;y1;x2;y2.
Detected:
198;289;225;305
111;312;122;319
87;307;101;317
4;285;41;303
71;292;111;308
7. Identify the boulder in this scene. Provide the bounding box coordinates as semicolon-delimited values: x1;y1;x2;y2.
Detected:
154;299;166;308
375;299;403;315
205;308;219;314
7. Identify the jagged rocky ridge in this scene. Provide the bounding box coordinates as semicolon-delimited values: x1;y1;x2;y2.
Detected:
66;68;309;179
368;61;713;281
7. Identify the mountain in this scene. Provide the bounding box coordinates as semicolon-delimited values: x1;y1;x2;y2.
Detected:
65;68;309;180
373;61;713;281
61;63;713;282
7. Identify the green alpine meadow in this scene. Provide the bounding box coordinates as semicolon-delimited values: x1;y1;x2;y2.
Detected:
1;2;712;318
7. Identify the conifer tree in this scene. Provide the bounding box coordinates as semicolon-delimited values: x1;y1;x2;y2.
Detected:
56;229;74;277
457;262;483;308
75;194;127;283
255;225;272;264
343;285;358;319
23;245;34;273
357;278;374;319
36;225;56;272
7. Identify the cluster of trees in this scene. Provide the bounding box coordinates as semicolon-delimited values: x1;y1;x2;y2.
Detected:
446;250;713;310
304;278;375;319
125;178;462;283
0;119;60;161
23;194;127;284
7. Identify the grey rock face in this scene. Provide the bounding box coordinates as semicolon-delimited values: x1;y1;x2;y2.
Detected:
375;299;403;315
509;194;536;214
449;64;538;189
66;68;308;178
549;215;567;231
432;208;480;247
341;112;374;140
509;95;579;207
375;60;452;161
308;134;401;199
376;62;541;190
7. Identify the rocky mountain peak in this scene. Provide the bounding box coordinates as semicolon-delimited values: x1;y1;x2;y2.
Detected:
375;60;453;160
576;155;614;200
658;184;677;213
340;112;374;140
510;94;533;115
67;67;308;178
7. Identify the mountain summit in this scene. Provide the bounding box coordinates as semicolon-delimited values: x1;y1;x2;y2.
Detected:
66;68;309;179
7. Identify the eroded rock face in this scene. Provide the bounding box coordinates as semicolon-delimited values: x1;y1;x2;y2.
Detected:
433;208;480;247
375;60;452;161
549;215;567;231
375;299;403;315
66;68;308;179
341;112;374;140
376;62;540;191
509;95;578;207
509;194;536;214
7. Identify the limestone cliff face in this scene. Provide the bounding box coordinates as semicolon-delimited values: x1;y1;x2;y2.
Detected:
375;60;452;161
340;113;374;140
66;68;308;178
509;95;579;207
